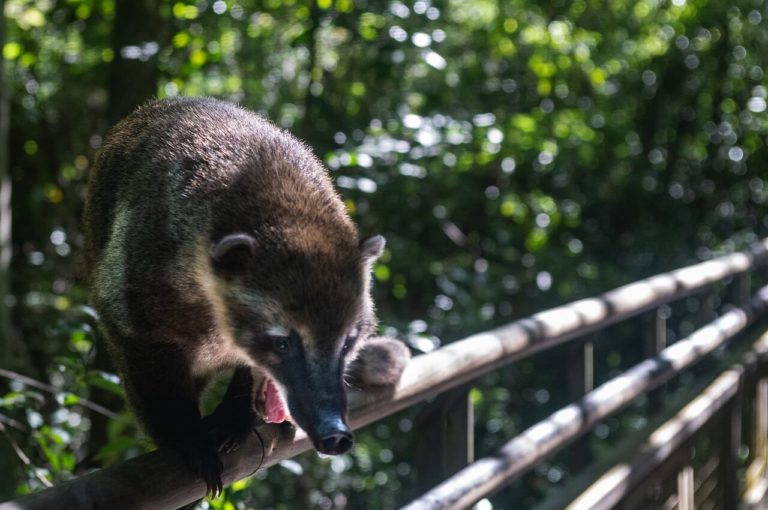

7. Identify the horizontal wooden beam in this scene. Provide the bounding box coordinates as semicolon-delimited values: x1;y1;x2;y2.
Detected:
400;285;768;510
3;239;767;509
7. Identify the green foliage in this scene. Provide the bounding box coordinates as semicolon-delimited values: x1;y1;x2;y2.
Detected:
1;0;767;507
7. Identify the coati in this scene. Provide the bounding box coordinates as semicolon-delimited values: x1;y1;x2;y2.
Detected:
82;97;410;494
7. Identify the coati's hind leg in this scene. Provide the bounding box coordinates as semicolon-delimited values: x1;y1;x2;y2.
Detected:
346;337;411;388
120;341;224;496
203;365;260;454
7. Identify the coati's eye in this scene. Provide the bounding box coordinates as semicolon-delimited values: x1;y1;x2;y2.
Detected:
263;329;300;356
272;336;290;354
259;326;292;355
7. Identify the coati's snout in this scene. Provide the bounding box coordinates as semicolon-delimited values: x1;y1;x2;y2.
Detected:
275;352;354;455
249;332;355;454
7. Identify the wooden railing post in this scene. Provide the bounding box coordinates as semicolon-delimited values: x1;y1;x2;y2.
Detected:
677;465;695;510
567;339;593;470
642;306;668;361
643;306;669;413
732;272;752;307
752;377;768;480
414;386;474;492
722;377;743;509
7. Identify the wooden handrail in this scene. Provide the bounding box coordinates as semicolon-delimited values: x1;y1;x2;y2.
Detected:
3;239;768;509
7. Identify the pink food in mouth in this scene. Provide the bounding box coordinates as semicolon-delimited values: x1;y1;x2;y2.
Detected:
262;378;288;424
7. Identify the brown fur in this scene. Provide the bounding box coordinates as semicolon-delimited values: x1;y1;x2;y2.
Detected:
82;97;409;494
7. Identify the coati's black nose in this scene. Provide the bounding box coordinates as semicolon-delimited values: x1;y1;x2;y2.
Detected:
317;429;353;455
313;417;353;455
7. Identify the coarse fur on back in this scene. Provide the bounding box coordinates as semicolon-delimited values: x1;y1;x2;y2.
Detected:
83;97;409;495
86;97;363;364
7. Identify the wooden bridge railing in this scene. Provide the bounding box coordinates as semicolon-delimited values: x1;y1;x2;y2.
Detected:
403;286;768;509
2;239;768;509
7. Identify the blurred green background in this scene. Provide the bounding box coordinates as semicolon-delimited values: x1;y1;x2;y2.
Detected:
0;0;766;508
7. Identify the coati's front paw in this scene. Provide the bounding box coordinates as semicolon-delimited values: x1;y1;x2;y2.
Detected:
176;434;225;497
346;336;411;388
204;398;260;454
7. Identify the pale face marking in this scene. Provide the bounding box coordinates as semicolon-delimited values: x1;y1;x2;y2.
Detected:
266;325;290;337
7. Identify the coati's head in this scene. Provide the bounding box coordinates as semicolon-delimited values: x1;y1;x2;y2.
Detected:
208;230;385;455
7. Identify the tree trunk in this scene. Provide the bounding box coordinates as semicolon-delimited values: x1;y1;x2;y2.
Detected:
107;0;161;125
0;0;18;496
0;0;13;364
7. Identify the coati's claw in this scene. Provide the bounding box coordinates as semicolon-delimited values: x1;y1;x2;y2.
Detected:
205;468;223;498
346;337;411;388
177;437;225;497
201;454;223;497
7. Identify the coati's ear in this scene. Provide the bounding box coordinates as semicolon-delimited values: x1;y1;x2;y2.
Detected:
360;235;385;262
210;233;257;262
